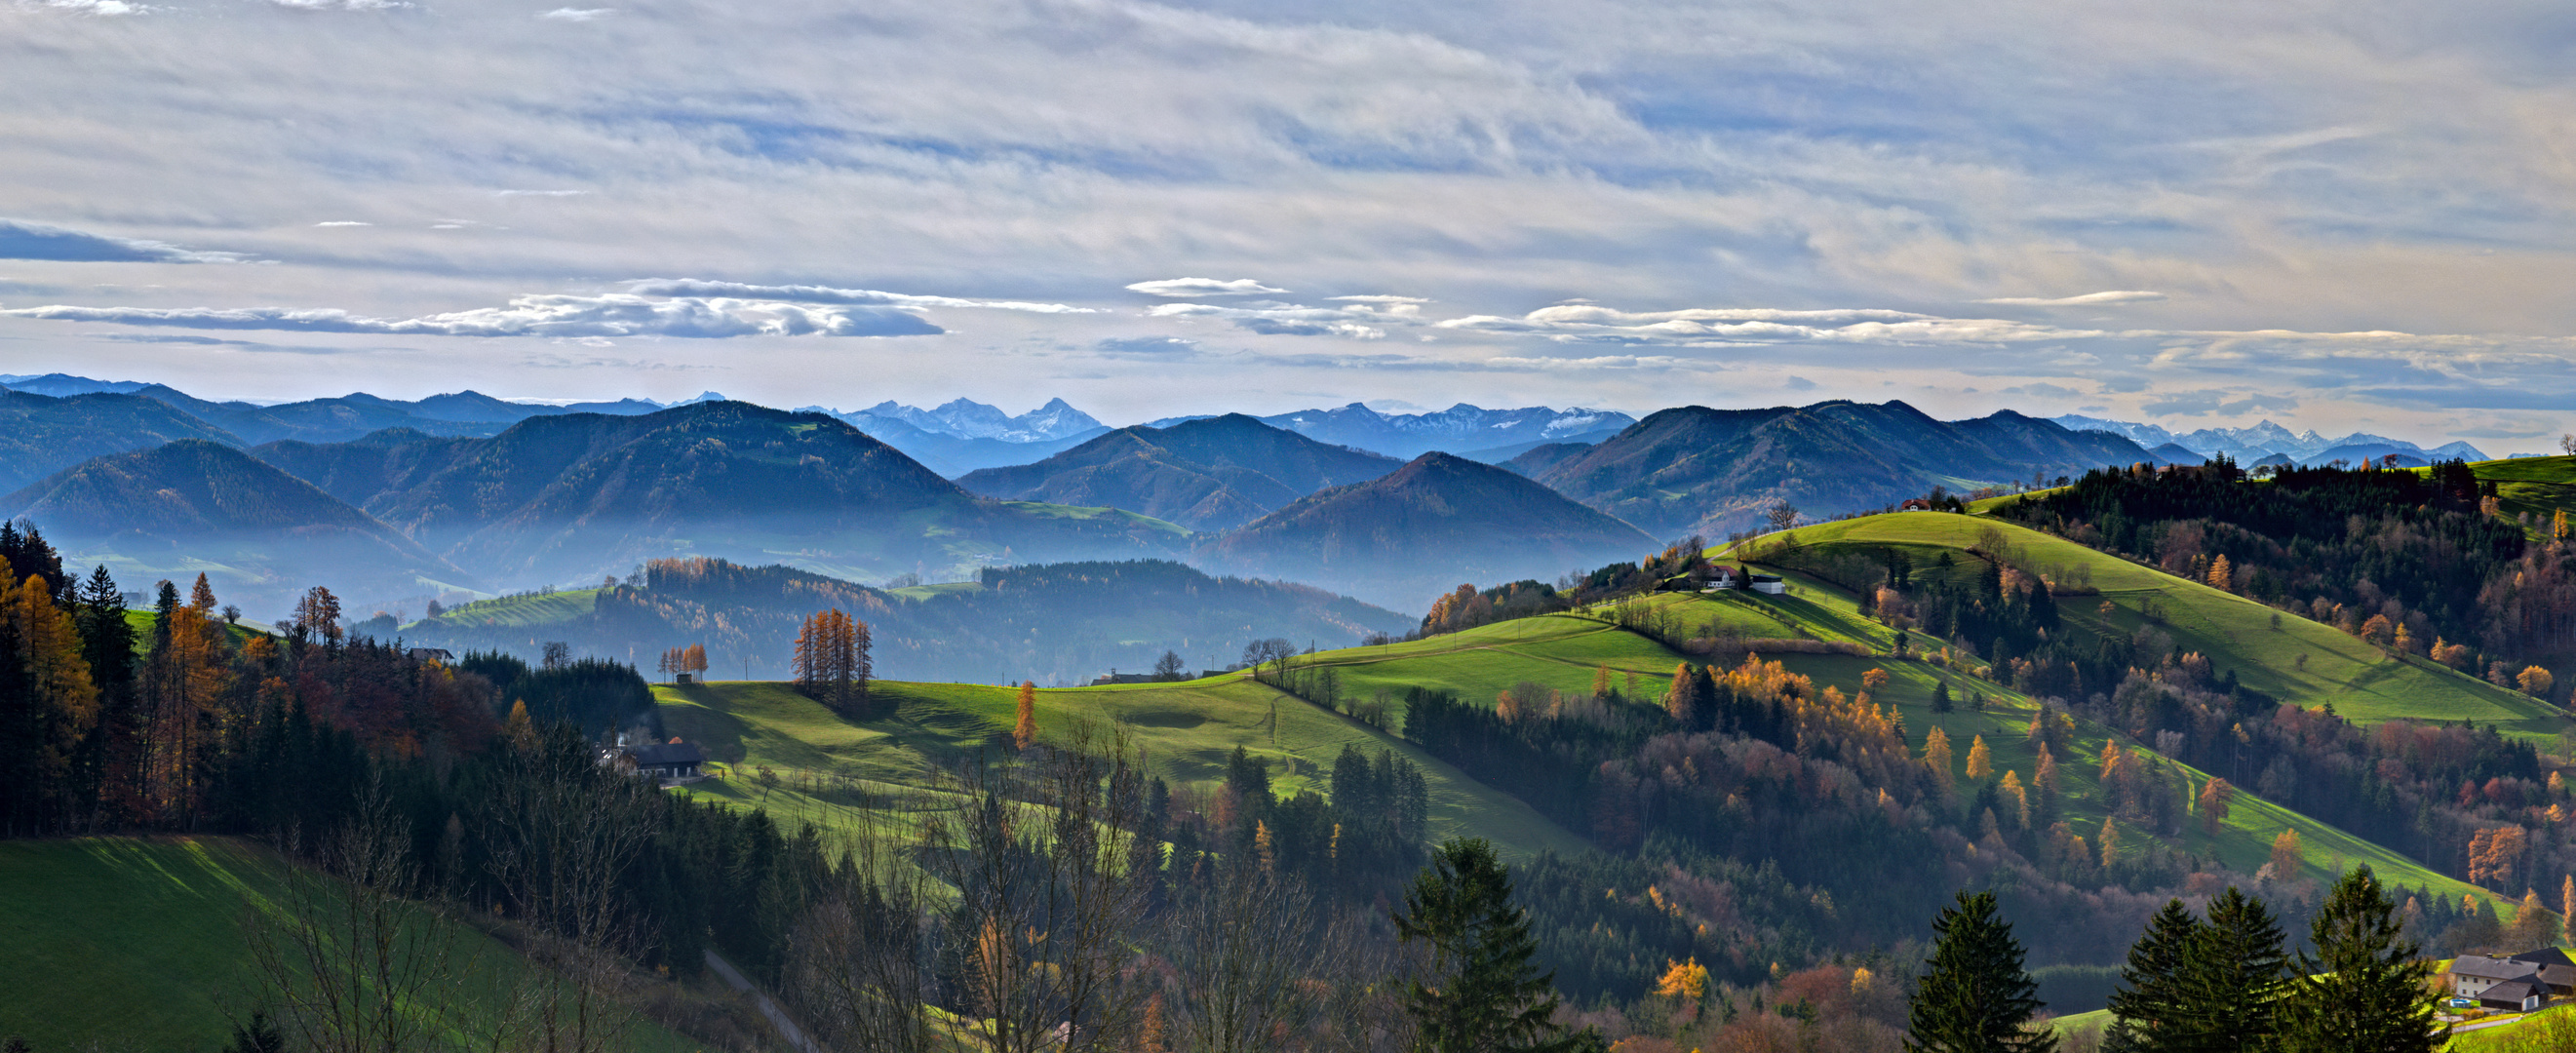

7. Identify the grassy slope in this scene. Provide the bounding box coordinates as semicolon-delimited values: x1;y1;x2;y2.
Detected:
413;588;601;630
653;677;1589;859
1758;512;2568;736
0;837;697;1052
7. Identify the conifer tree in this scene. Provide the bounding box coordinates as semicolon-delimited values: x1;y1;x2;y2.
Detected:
1933;680;1953;713
2102;899;2202;1053
1393;838;1595;1053
1904;890;2054;1053
2187;887;2287;1052
2278;866;2438;1053
1966;735;1991;780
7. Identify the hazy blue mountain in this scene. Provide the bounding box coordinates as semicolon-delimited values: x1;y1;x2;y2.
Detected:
848;396;1106;443
0;372;156;397
250;401;1190;593
2050;413;2487;464
957;414;1400;530
1168;403;1639;459
0;389;246;493
1524;401;2154;538
1195;451;1655;611
1;439;478;614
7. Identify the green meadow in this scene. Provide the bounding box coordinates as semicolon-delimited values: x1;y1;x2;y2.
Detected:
0;837;700;1052
653;676;1589;859
1746;513;2567;736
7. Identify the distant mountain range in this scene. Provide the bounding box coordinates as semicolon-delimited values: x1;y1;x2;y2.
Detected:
1151;403;1636;461
957;414;1401;531
2050;414;2487;466
2;401;1192;615
0;372;715;446
1519;402;2155;538
1195;451;1656;610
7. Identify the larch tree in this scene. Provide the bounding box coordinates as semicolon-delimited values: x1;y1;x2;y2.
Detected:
1965;735;1992;781
1904;890;2054;1053
1924;727;1955;794
2197;778;2234;837
1013;681;1037;750
1663;663;1703;730
2268;830;2302;880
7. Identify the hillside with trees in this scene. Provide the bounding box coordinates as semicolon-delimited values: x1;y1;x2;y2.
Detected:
1196;451;1658;610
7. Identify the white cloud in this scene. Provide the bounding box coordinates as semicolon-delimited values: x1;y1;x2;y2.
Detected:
2;292;945;337
538;7;611;20
1124;278;1290;297
314;220;371;227
621;279;1096;314
1436;304;2101;346
267;0;409;9
33;0;143;14
1979;291;2170;307
494;189;590;197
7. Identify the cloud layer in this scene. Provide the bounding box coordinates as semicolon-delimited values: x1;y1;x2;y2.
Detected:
5;0;2576;446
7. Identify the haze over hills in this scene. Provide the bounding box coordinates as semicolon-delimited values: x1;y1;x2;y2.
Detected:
0;439;478;608
1521;401;2154;537
1195;451;1657;609
0;389;245;493
956;414;1402;530
240;401;1191;605
403;557;1413;683
2051;413;2489;465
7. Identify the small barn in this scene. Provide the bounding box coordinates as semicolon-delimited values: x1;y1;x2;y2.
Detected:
614;741;707;782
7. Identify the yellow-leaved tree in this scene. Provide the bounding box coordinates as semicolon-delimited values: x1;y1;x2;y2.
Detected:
1653;957;1708;1001
1012;681;1037;749
1965;735;1992;780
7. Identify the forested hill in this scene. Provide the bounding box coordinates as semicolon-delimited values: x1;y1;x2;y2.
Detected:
1518;400;2153;537
1195;450;1657;610
0;388;244;493
957;413;1400;530
0;439;479;608
403;556;1413;683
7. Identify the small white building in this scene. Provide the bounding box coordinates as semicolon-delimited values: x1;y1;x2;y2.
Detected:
1747;573;1786;596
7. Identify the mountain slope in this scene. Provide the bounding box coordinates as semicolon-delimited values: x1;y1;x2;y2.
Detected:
956;414;1401;530
1524;401;2154;537
254;402;1191;592
1;439;477;611
1195;451;1656;610
0;389;247;493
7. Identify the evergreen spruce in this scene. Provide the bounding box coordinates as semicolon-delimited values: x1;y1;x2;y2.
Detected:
1933;680;1954;714
2186;886;2289;1052
2278;866;2438;1053
1906;890;2055;1053
2102;899;2202;1053
1394;838;1597;1053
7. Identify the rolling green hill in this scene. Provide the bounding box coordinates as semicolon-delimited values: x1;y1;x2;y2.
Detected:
653;676;1590;860
0;837;702;1052
1738;512;2567;735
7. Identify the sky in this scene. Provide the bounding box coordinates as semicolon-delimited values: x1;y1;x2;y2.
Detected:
4;0;2576;448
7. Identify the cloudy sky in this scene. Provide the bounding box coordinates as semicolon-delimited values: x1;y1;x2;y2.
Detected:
4;0;2574;447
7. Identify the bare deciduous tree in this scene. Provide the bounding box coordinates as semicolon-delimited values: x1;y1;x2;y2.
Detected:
246;782;461;1053
928;722;1156;1053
